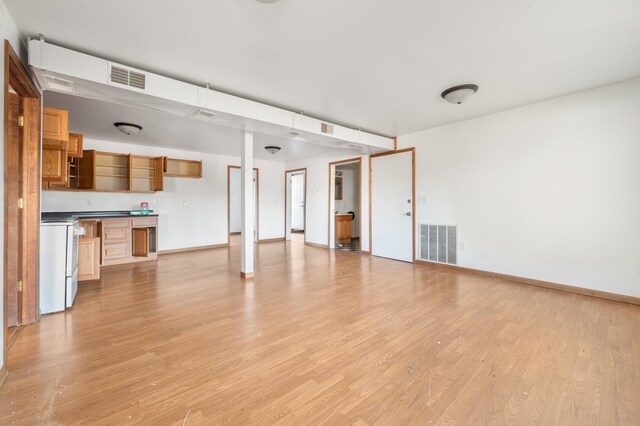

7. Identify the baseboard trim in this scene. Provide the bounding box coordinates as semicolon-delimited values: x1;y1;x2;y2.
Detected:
415;260;640;306
159;243;229;255
0;364;7;389
258;238;285;243
305;241;329;249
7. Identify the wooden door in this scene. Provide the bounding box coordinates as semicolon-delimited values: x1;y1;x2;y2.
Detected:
78;150;95;190
5;92;22;327
154;157;164;191
68;133;83;158
78;237;100;281
132;228;149;257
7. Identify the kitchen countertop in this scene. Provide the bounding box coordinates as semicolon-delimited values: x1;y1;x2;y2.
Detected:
42;211;158;222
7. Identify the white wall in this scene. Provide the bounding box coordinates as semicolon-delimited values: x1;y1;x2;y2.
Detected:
42;138;285;250
285;153;369;250
335;166;360;237
0;0;26;373
229;168;241;233
399;79;640;298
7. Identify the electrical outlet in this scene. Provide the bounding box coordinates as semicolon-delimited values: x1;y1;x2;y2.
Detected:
87;200;93;207
182;200;188;206
418;195;429;204
154;198;159;206
459;241;466;251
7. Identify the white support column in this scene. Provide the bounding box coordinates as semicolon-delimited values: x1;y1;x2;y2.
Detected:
240;130;255;279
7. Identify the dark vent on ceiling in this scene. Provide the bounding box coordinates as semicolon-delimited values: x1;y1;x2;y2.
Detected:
110;65;146;90
321;122;334;135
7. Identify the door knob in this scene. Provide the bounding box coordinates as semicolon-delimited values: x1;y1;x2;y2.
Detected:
405;212;411;216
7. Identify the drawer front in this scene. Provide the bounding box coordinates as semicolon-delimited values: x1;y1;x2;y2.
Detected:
131;217;158;227
103;242;130;259
103;227;130;242
102;218;131;228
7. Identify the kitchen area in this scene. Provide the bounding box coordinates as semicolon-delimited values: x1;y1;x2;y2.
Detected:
39;106;201;315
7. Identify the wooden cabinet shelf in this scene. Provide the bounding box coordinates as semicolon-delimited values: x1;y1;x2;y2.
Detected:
164;157;202;178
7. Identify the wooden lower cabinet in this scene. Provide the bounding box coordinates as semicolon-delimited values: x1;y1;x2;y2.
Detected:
101;217;158;266
78;217;158;275
78;237;100;281
132;228;149;257
335;214;353;245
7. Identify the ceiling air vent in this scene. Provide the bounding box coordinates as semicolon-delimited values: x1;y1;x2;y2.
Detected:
321;122;334;135
128;70;146;89
42;75;76;93
187;108;218;121
419;224;457;265
110;65;146;90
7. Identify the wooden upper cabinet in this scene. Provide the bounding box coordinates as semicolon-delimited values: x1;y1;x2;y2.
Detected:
42;139;68;182
78;150;96;190
130;155;164;192
41;107;70;184
164;157;202;178
68;133;83;158
42;107;69;142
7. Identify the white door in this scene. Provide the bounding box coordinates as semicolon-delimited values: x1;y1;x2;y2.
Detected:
291;173;305;231
371;150;414;262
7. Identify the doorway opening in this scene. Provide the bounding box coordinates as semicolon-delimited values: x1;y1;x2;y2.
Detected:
328;158;362;253
227;166;259;245
285;168;306;244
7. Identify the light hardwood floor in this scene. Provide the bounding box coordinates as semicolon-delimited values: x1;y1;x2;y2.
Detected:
1;235;639;425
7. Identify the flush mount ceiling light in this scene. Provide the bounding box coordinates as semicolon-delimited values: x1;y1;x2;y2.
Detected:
265;146;281;154
114;122;143;135
255;0;280;3
441;84;479;105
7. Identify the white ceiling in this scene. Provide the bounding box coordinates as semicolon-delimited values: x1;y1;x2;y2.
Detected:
8;0;640;136
44;92;361;162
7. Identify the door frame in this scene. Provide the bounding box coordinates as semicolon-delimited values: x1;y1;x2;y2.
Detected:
3;40;41;381
227;165;259;245
328;157;362;252
284;168;307;244
369;147;416;262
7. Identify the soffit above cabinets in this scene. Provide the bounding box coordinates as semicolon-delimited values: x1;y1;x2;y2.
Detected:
28;39;394;154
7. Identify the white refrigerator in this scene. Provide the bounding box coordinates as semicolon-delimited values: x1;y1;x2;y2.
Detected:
40;220;82;314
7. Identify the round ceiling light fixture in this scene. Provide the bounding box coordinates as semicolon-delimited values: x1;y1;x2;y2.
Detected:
114;122;143;135
255;0;280;3
440;84;479;105
265;146;281;154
